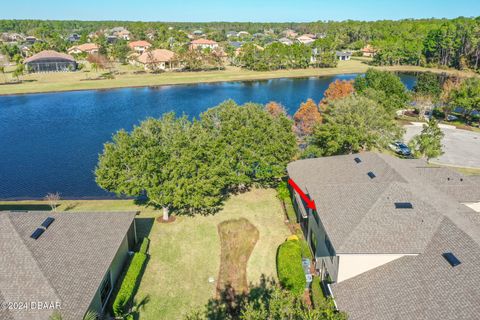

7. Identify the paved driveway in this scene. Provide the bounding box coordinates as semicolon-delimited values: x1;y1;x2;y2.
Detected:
404;123;480;168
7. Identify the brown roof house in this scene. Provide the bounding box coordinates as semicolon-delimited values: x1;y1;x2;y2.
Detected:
287;152;480;320
67;43;100;55
189;38;219;50
0;211;138;320
134;49;179;71
361;44;377;57
128;40;152;54
24;50;77;72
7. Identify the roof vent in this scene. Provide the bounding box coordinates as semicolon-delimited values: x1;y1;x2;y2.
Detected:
41;217;55;229
31;228;45;240
443;252;461;267
367;171;376;179
395;202;413;209
354;157;362;163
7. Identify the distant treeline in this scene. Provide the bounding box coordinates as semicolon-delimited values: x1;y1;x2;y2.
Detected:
1;17;480;71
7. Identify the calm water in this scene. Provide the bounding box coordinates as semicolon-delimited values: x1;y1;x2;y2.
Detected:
0;74;416;199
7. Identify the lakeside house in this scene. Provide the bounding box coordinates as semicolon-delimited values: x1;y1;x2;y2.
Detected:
0;211;138;320
128;40;152;54
134;48;178;71
189;38;219;50
24;50;77;72
67;43;100;55
361;44;377;57
336;51;352;61
287;152;480;319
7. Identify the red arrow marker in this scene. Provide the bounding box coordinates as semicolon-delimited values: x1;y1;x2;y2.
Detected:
288;178;317;211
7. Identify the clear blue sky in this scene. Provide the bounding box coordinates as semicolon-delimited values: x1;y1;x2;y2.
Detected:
1;0;478;22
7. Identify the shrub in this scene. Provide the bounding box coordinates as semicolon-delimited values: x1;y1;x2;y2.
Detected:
277;239;306;294
112;252;147;317
139;237;150;254
311;277;328;309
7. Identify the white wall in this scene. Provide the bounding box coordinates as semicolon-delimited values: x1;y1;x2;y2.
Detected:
464;202;480;212
337;253;417;283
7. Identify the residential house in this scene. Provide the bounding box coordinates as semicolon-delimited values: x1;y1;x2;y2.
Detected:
229;41;244;49
361;44;377;57
24;50;77;72
117;30;131;41
252;33;265;39
287;152;480;319
237;31;250;37
0;211;138;320
25;36;38;45
1;32;25;42
128;40;152;54
134;48;178;71
336;51;352;61
189;38;219;50
193;30;204;36
67;43;100;55
296;35;315;45
279;37;293;46
226;31;238;38
106;35;118;44
67;33;81;42
283;29;298;38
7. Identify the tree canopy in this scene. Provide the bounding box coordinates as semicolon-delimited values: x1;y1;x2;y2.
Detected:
95;100;297;216
306;95;403;157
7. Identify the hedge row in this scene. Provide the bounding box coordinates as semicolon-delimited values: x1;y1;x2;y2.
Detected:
112;252;147;317
276;239;306;295
139;237;150;254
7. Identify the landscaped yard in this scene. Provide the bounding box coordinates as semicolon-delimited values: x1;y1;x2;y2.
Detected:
0;188;290;319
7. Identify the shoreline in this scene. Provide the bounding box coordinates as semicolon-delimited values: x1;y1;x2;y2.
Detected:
0;60;477;96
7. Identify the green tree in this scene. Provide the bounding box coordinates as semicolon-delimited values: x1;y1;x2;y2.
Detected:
414;72;442;100
200;100;297;189
96;113;226;220
308;95;403;156
354;68;409;112
408;118;444;162
450;78;480;121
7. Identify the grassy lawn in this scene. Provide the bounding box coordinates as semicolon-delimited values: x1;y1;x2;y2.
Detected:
0;59;477;95
0;189;289;319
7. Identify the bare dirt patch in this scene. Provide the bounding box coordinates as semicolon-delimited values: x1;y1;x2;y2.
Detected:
217;218;259;296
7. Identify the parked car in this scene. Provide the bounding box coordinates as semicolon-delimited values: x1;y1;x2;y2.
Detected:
389;141;412;157
447;114;458;121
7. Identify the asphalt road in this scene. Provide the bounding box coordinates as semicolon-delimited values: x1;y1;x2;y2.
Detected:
404;123;480;168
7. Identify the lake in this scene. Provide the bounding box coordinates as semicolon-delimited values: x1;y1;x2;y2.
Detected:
0;73;416;199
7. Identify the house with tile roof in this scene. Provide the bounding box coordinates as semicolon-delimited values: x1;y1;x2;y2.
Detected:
133;48;179;71
189;38;219;50
67;43;100;55
24;50;77;72
287;152;480;319
128;40;152;54
0;211;138;320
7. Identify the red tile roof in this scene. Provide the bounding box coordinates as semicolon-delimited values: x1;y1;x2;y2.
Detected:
190;38;218;45
128;40;152;49
137;49;175;64
68;43;99;52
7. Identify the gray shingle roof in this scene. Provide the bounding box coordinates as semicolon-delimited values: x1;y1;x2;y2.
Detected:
332;217;480;320
288;152;480;319
0;211;136;320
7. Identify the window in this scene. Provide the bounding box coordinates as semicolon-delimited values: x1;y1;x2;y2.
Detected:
100;271;112;308
312;210;320;226
325;235;335;262
310;231;317;256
